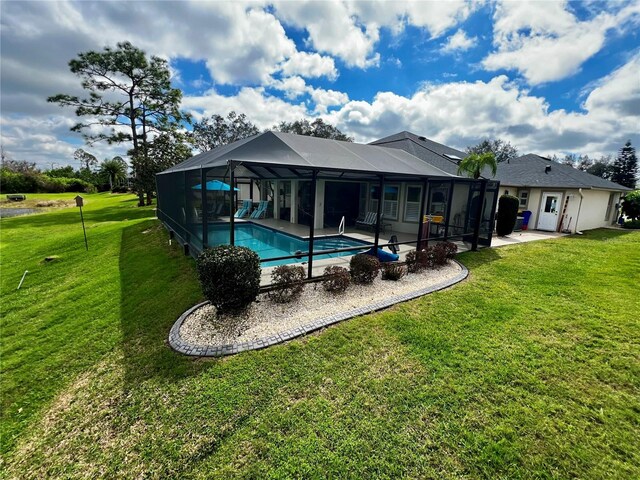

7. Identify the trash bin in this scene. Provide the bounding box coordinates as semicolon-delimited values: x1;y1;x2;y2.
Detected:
522;210;532;230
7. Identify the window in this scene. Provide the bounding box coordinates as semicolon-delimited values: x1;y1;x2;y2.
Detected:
404;185;422;222
605;192;615;221
518;190;529;208
369;184;399;220
383;185;399;220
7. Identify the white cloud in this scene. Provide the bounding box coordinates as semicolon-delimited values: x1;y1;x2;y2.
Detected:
324;59;639;157
280;51;338;80
273;0;477;68
442;29;477;53
483;1;640;84
267;76;350;113
182;87;309;130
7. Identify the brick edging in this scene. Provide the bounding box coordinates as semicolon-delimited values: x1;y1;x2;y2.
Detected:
168;260;469;357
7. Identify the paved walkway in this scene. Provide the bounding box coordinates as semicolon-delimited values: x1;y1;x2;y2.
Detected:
491;230;567;247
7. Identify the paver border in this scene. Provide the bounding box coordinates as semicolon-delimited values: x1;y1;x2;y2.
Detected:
169;259;469;357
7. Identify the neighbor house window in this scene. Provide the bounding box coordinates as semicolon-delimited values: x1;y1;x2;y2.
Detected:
605;192;615;221
369;184;399;220
404;185;422;222
518;190;529;208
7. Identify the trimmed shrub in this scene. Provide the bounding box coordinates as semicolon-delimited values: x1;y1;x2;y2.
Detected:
432;243;449;266
349;253;380;284
111;186;129;193
196;245;261;314
441;241;458;259
322;265;351;294
381;262;406;281
496;194;520;236
268;265;306;303
405;248;433;273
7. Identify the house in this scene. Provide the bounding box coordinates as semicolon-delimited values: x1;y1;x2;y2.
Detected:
492;154;631;232
156;131;500;273
370;131;632;233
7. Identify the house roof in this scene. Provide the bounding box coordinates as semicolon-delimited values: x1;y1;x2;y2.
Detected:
160;130;457;180
369;131;466;176
494;154;632;191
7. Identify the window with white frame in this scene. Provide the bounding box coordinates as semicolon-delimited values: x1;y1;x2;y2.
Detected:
518;190;529;208
404;185;422;222
369;184;399;220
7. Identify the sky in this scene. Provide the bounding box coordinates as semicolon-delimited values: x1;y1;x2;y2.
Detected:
1;0;639;170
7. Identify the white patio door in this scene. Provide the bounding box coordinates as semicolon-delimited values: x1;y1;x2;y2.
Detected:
538;192;562;231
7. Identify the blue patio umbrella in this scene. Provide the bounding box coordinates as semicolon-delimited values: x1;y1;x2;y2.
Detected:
192;179;238;191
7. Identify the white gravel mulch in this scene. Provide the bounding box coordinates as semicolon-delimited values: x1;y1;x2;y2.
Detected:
179;261;462;348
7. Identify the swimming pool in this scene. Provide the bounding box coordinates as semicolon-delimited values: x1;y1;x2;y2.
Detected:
208;222;371;266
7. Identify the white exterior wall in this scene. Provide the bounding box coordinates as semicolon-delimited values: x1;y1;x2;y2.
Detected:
575;189;621;232
509;186;622;233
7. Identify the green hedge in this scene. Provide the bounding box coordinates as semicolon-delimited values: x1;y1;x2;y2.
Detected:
0;169;96;194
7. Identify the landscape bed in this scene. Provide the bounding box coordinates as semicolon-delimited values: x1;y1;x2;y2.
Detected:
172;260;466;356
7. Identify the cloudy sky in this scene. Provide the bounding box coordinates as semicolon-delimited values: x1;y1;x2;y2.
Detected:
1;0;639;169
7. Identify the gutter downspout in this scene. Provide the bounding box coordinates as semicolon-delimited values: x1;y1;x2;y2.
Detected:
575;188;584;235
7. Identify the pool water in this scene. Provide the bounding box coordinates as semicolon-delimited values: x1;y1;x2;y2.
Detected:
208;222;370;266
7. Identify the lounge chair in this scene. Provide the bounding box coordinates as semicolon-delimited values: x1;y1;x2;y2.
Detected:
249;200;269;219
234;199;252;218
356;211;376;228
356;212;391;232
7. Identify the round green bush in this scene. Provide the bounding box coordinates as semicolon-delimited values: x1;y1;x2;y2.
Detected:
322;265;351;293
496;194;520;236
349;253;381;284
196;245;261;314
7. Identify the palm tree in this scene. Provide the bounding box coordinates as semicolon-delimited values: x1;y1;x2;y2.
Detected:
457;152;497;179
100;156;128;190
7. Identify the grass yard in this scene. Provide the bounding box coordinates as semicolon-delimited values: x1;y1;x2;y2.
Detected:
1;193;639;479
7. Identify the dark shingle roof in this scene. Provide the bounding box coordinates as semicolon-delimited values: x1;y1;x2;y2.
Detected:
160;131;455;179
369;131;465;175
494;154;631;191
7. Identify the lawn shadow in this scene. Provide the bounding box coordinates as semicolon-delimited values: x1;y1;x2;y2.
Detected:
118;219;205;388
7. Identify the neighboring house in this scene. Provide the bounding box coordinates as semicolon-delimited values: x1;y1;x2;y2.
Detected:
370;132;631;233
493;154;631;232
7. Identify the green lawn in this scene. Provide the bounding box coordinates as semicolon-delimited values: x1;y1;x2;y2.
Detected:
1;193;639;479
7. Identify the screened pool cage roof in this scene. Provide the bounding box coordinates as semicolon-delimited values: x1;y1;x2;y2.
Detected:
159;131;461;181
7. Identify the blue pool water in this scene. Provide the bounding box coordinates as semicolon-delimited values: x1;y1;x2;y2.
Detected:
208;222;370;266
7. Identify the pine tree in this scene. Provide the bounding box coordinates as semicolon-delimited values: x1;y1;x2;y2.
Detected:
611;141;638;189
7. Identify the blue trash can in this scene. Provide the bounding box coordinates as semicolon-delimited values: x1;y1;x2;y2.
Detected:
522;210;532;230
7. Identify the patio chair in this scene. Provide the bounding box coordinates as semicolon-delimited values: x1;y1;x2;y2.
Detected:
356;212;391;233
356;211;376;228
249;200;269;219
234;199;252;218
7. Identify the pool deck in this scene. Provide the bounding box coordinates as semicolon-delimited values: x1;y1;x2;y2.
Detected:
214;217;567;285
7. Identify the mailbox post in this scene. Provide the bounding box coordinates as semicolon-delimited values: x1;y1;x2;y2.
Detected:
75;195;88;251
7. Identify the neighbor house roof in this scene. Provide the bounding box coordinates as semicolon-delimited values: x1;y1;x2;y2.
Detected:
494;154;631;191
160;131;457;180
369;131;467;176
